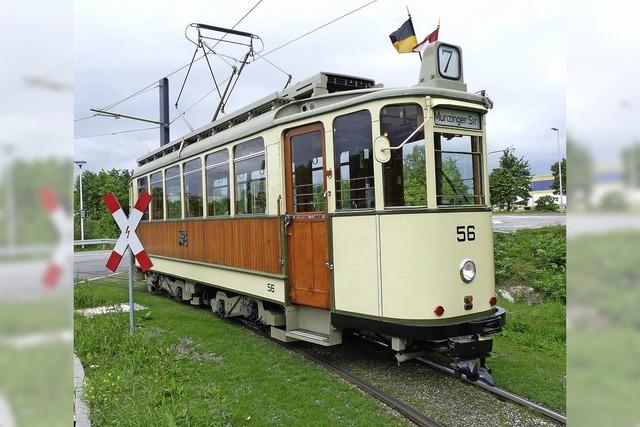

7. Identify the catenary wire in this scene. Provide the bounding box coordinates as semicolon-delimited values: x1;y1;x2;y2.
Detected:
75;126;159;139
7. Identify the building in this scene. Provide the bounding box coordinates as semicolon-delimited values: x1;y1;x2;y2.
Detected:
526;175;565;208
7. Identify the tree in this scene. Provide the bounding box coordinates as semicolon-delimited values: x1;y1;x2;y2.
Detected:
74;168;132;240
402;144;426;206
550;158;566;195
621;142;640;189
567;138;592;205
489;150;532;210
535;195;559;212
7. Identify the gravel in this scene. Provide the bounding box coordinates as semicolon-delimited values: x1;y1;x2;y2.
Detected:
302;336;561;427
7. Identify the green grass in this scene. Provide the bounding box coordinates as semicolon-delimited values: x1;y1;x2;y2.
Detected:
0;295;72;426
74;283;408;427
494;226;566;301
567;231;640;426
491;300;565;412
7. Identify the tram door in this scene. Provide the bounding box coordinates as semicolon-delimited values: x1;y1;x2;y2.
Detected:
284;123;331;309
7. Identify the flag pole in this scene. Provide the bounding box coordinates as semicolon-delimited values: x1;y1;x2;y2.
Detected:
406;6;422;62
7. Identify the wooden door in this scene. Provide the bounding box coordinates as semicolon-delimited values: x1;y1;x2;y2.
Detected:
284;123;331;309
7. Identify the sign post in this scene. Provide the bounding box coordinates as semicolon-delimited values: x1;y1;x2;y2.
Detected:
103;191;153;333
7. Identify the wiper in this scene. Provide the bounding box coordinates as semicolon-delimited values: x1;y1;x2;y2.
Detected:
441;171;470;204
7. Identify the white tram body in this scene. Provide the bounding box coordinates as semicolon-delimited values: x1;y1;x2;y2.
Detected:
131;42;505;378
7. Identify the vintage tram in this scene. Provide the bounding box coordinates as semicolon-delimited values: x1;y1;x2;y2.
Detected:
131;41;505;383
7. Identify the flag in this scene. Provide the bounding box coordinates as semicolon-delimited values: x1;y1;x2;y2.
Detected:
389;19;418;53
414;20;440;51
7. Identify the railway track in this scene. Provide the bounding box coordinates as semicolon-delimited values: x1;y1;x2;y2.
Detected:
352;332;567;425
232;319;442;427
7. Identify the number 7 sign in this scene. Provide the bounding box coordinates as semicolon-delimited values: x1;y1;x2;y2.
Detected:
103;192;153;272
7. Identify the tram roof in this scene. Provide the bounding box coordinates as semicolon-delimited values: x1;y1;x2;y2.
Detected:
132;72;486;179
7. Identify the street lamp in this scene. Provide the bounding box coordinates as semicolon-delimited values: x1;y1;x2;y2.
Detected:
488;145;515;155
74;160;87;246
551;128;564;210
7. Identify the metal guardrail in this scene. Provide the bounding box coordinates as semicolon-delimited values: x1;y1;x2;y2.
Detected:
0;245;53;257
73;239;117;246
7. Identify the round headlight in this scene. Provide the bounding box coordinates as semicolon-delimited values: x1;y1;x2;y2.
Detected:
460;259;476;283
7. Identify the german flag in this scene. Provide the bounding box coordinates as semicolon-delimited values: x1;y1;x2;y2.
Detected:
389;19;418;53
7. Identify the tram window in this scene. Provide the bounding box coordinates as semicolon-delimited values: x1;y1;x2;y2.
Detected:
234;138;266;214
165;165;182;218
205;150;230;216
333;110;374;210
136;176;149;220
183;158;203;218
434;133;484;206
150;171;163;220
290;130;325;212
380;104;426;207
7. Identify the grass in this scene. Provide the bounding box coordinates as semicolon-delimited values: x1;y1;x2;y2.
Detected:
0;294;72;426
74;283;408;427
494;226;566;301
567;231;640;426
490;227;566;412
491;300;565;412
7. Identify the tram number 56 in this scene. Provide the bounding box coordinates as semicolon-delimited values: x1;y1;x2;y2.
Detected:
456;225;476;242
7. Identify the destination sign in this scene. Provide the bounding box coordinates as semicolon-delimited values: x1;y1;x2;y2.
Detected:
434;108;482;130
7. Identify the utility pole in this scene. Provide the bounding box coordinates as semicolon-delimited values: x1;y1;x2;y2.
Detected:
159;77;170;146
551;128;564;211
74;160;87;246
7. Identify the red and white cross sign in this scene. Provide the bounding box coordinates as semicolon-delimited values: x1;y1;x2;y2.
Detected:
103;192;153;273
39;187;70;288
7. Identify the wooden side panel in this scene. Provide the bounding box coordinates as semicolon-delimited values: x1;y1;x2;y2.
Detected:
137;217;281;275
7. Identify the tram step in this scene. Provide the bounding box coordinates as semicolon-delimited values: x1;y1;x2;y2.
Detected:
286;329;331;346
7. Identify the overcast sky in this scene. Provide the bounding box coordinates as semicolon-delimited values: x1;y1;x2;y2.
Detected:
74;0;566;176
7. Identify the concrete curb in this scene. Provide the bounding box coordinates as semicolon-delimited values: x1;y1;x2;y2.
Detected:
73;354;91;427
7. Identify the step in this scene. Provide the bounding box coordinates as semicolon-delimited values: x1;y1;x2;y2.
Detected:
285;328;331;346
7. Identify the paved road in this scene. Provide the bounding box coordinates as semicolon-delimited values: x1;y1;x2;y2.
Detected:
492;214;566;232
74;250;129;281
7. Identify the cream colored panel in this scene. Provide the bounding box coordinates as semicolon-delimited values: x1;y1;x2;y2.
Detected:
148;257;286;303
379;212;494;320
332;215;379;316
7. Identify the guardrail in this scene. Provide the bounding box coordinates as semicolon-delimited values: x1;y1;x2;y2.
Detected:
73;239;117;246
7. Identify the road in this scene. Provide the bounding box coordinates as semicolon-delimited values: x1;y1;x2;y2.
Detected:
73;250;129;281
492;214;565;232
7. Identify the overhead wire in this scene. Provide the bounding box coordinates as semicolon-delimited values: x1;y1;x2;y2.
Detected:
79;0;376;135
75;126;159;139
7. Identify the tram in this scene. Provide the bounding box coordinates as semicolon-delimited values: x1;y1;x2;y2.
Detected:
131;41;505;383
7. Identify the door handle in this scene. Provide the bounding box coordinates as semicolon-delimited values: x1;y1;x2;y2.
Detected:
323;190;331;199
283;214;293;235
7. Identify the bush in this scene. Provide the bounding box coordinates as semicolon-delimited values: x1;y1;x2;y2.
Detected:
494;226;566;302
599;191;629;212
535;195;559;211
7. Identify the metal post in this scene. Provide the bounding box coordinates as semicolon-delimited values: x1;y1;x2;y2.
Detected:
79;165;85;246
159;77;170;146
128;247;135;333
551;128;564;211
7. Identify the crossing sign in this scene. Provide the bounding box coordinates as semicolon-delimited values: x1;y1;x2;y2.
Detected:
103;192;153;272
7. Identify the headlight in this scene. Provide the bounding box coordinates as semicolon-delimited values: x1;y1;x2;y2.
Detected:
460;259;476;283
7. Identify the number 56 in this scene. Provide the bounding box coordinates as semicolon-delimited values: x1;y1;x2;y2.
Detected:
456;225;475;242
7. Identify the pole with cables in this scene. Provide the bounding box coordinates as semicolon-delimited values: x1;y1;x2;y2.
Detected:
74;160;87;246
551;128;564;210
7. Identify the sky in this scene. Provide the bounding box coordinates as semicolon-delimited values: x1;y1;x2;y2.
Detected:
74;0;567;176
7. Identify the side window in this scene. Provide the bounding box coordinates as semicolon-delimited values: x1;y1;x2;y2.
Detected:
136;176;149;220
333;110;375;210
380;104;426;207
150;171;164;220
205;150;230;216
165;165;181;219
234;138;266;214
435;134;484;205
183;158;203;218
